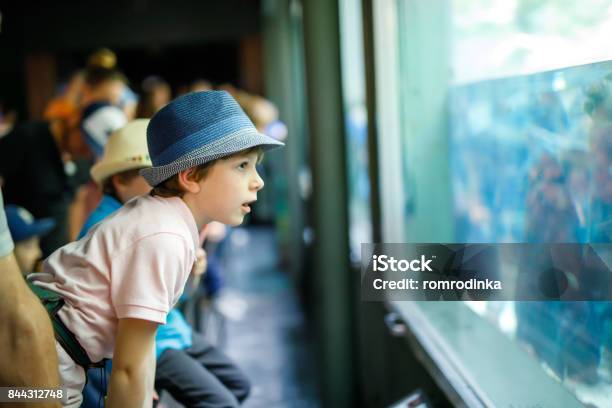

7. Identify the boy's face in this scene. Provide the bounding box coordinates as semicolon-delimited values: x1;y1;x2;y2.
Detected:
115;174;152;204
14;237;42;274
105;80;125;106
85;79;124;106
192;151;264;226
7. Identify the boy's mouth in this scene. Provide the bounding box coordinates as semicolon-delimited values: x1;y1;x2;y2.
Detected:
241;200;256;213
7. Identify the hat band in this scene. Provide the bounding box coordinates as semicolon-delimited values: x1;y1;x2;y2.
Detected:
151;115;255;166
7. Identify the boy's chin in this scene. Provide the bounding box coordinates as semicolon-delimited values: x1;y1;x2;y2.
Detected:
226;215;246;227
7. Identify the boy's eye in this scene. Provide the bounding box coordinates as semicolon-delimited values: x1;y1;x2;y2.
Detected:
238;161;249;169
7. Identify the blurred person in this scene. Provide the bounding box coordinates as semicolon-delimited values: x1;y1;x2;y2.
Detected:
80;66;128;158
219;86;288;225
44;70;98;242
525;154;580;243
584;75;612;125
583;87;612;382
88;47;138;121
214;84;287;141
78;119;153;237
28;91;281;407
191;78;213;93
0;99;18;138
589;123;612;242
87;47;117;70
587;123;612;382
137;75;172;119
0;10;61;404
71;65;129;238
199;221;228;301
517;153;604;384
0;116;80;256
531;91;569;134
44;71;88;158
0;188;61;407
176;83;191;97
5;205;55;274
119;86;139;121
563;150;591;242
243;95;287;142
216;82;237;96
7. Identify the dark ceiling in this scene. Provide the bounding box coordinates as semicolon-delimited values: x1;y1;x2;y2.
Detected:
0;0;261;51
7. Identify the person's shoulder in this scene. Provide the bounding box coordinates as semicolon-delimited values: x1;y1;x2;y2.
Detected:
81;102;110;118
82;102;126;123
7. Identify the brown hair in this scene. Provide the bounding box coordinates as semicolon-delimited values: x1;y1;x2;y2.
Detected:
151;147;264;198
84;66;126;88
102;168;144;197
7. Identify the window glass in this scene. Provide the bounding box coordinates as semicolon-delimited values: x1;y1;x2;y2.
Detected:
452;0;612;83
452;60;612;407
373;0;612;405
451;62;612;244
450;4;612;405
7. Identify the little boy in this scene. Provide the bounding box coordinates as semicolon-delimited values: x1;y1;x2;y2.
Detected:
28;91;283;407
80;119;250;408
76;118;152;407
5;205;55;274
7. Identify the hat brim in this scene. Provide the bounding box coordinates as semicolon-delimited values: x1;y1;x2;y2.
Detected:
140;130;284;187
91;160;152;184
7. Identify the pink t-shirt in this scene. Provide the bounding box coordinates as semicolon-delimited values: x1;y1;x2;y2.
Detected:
28;195;198;362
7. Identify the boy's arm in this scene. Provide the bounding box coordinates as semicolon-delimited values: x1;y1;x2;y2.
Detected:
106;318;158;408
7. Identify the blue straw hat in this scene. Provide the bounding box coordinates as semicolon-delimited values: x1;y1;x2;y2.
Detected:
140;91;284;186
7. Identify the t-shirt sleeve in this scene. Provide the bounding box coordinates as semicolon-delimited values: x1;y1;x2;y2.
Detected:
110;233;192;324
0;188;14;257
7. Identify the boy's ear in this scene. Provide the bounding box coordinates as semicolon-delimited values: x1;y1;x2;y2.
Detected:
177;168;201;194
111;174;123;189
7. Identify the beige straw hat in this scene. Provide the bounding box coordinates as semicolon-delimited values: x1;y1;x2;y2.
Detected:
90;119;152;184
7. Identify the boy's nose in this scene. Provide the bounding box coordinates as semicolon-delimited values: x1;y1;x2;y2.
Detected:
251;171;264;191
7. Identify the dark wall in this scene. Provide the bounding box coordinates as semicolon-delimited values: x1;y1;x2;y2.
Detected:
0;0;260;118
56;44;240;92
0;2;27;118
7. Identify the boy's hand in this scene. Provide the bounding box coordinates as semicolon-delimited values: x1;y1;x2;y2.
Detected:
199;225;208;245
191;248;207;279
206;221;227;242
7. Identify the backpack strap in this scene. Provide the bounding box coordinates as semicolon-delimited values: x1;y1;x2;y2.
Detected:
28;282;104;369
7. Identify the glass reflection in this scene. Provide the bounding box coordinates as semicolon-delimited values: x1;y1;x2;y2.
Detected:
451;61;612;405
